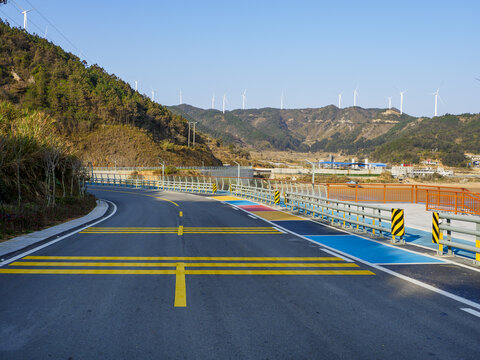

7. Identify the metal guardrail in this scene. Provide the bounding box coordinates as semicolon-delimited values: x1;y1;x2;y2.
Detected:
87;176;217;194
284;192;400;241
231;184;276;205
435;212;480;264
230;184;402;242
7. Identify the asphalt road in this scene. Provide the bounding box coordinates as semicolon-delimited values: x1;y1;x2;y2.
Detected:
1;186;479;359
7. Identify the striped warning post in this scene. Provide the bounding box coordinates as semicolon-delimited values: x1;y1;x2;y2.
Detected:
391;209;405;240
274;190;280;205
432;212;440;244
212;183;217;194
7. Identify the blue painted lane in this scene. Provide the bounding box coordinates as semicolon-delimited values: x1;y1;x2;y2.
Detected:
224;200;258;206
273;220;346;236
305;235;444;264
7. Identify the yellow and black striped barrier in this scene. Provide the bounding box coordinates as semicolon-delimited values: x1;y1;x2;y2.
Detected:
391;209;405;242
274;190;280;205
432;212;444;253
212;183;217;194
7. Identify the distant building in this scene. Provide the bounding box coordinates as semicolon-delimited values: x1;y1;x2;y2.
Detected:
391;165;453;178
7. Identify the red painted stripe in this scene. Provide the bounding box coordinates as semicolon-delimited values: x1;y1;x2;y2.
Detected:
238;205;276;212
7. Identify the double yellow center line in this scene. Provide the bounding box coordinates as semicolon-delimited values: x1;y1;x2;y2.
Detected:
80;227;283;234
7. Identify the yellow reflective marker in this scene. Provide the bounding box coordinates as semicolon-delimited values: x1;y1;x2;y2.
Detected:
177;225;183;236
174;263;187;307
179;211;183;217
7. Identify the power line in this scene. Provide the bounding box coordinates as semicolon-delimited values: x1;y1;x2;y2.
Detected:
0;7;21;27
21;0;91;63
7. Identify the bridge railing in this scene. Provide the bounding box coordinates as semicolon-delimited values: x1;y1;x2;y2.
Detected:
435;212;480;264
230;184;277;205
229;184;400;241
87;175;217;194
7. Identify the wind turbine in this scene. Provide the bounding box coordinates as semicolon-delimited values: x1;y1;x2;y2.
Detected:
134;80;138;91
433;89;439;117
242;89;247;110
353;86;359;107
22;9;32;30
280;92;284;110
338;92;342;108
222;93;227;114
151;89;155;102
211;93;215;109
399;91;405;115
179;90;183;105
432;88;445;117
387;97;392;109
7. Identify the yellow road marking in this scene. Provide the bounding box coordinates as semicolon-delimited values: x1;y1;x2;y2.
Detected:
185;270;374;275
10;262;359;268
179;211;183;217
178;225;183;236
174;263;187;307
89;188;179;207
0;269;177;274
212;196;242;201
80;226;283;234
82;227;278;229
24;256;344;261
0;269;374;275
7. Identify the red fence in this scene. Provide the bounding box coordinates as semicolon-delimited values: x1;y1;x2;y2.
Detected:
325;184;480;215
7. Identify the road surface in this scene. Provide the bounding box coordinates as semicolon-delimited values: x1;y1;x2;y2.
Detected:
0;186;479;359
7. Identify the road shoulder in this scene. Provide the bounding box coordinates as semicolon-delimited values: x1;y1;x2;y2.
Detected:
0;200;111;260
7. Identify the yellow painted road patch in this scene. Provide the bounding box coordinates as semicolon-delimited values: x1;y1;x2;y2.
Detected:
212;196;242;201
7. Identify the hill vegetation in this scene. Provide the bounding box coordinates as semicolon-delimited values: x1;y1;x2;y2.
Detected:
0;20;221;166
0;101;95;240
170;104;480;166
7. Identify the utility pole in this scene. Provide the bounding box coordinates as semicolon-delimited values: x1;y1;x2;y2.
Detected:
192;122;197;147
233;161;240;185
188;122;191;147
305;160;315;193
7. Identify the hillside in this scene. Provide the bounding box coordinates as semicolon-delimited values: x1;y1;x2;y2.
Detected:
0;21;221;166
170;104;480;166
170;104;416;153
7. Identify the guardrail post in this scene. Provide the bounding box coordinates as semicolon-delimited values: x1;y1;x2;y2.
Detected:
446;218;452;255
476;222;480;263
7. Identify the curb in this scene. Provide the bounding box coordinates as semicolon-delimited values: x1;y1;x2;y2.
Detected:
0;200;112;261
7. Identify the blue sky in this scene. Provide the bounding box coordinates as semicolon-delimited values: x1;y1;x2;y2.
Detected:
1;0;479;116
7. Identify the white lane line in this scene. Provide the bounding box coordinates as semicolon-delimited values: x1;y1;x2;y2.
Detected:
461;308;480;318
221;200;480;311
319;248;354;263
375;262;444;266
232;207;239;210
273;227;286;234
248;215;257;219
0;199;118;268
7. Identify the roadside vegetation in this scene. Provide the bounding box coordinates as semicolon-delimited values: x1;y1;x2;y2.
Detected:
0;102;95;241
0;20;221;167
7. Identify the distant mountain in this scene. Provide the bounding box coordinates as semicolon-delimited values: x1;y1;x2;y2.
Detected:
170;104;480;166
0;21;221;166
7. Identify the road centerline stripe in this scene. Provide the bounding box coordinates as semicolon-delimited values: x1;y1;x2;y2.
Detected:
174;263;187;307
